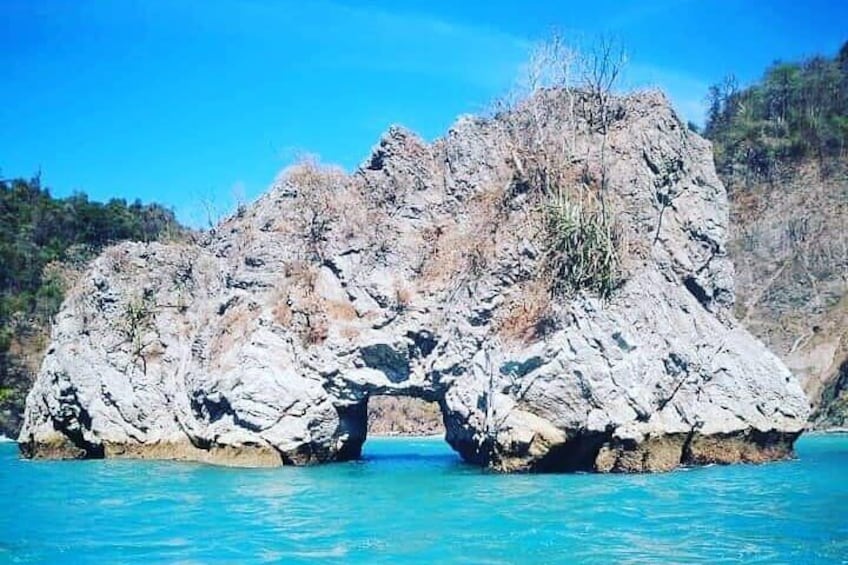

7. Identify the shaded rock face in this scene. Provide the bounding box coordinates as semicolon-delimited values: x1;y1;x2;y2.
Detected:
19;91;809;472
728;163;848;428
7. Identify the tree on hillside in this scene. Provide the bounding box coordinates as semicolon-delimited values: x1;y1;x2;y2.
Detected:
704;41;848;184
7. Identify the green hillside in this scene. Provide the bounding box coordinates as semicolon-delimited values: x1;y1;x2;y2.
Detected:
704;41;848;184
0;174;185;436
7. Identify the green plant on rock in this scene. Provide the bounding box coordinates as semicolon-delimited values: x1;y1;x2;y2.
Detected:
540;187;620;299
118;293;157;372
494;33;626;301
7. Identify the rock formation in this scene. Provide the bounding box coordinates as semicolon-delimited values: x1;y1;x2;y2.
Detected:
19;90;809;472
728;162;848;429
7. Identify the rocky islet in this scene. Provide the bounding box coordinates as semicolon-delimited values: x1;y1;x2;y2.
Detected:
19;90;809;472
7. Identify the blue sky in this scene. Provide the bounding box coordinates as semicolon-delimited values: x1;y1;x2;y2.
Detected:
2;0;846;226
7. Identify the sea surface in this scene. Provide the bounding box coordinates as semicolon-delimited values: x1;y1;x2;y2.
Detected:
0;434;846;564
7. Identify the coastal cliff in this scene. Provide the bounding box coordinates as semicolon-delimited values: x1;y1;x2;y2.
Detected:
19;90;809;471
729;163;847;429
702;44;848;430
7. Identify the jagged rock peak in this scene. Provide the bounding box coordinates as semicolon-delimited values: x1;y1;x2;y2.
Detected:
20;89;809;472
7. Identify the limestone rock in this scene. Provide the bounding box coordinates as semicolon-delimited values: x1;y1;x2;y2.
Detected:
19;90;809;471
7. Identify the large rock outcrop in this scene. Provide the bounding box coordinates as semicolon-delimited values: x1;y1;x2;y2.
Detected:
19;91;809;471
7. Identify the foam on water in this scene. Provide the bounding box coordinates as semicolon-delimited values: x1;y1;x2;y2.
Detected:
1;435;846;563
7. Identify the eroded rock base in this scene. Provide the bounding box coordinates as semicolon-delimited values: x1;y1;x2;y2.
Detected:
452;428;801;473
20;428;800;473
19;437;367;468
573;429;799;473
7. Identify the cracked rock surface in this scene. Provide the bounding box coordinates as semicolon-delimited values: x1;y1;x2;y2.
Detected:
19;90;808;471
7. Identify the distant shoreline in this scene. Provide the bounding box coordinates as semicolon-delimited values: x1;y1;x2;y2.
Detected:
368;433;445;440
806;428;848;435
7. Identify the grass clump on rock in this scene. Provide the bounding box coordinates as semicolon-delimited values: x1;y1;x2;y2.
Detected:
540;186;620;299
495;33;627;301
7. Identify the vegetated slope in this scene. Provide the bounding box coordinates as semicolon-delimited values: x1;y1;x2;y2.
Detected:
0;175;185;437
704;42;848;427
367;396;443;436
18;85;808;473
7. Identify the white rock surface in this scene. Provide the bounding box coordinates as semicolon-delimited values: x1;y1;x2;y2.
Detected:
19;91;809;471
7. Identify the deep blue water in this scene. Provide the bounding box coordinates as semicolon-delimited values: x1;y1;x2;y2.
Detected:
0;435;846;564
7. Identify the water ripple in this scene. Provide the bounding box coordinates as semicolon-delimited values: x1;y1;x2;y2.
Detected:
1;436;847;563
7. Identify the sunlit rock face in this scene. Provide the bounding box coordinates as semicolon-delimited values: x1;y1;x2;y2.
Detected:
19;91;808;472
725;161;848;430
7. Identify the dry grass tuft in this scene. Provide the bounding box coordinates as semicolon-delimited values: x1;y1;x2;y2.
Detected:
325;300;358;321
339;325;361;341
284;261;319;290
270;260;363;346
419;221;467;284
304;314;328;345
394;280;415;311
272;300;293;327
282;155;374;259
418;181;512;287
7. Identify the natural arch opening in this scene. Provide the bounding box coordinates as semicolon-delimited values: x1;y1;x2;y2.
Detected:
356;394;459;465
332;394;450;463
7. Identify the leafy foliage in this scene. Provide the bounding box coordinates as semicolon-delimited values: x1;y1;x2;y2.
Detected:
0;174;183;317
704;41;848;183
118;292;158;372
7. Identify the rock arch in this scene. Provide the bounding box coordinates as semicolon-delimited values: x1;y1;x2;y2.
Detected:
19;91;808;472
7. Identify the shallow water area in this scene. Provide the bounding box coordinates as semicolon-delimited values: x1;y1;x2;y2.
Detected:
1;434;846;563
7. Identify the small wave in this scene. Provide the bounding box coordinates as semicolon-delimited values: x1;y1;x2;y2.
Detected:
0;435;16;443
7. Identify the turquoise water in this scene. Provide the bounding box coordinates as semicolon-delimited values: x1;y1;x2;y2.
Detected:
0;435;846;564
